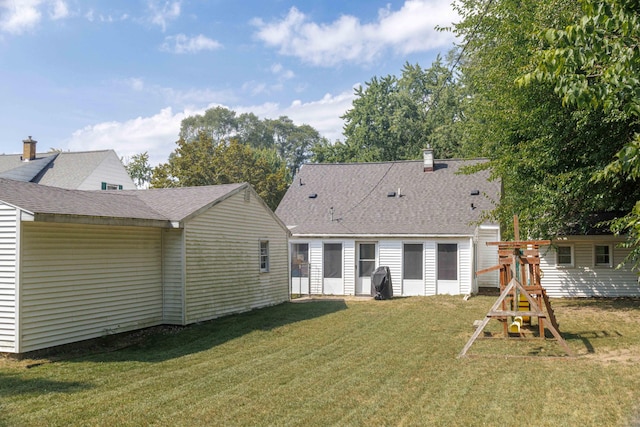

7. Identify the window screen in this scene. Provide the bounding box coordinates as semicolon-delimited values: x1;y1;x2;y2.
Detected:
291;243;309;278
557;246;573;266
260;241;269;272
358;243;376;278
595;245;611;266
403;244;423;280
437;243;458;281
323;243;342;278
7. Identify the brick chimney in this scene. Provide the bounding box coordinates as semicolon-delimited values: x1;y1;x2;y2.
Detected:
423;146;434;172
22;136;37;161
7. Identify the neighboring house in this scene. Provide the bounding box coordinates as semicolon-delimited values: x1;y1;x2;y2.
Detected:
540;236;640;297
0;178;290;354
0;136;136;190
275;149;502;297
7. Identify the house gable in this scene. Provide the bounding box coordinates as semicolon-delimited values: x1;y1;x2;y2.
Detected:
0;138;135;190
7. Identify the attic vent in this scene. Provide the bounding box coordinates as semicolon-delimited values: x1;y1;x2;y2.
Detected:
244;188;250;202
308;193;317;199
387;191;396;197
470;190;480;196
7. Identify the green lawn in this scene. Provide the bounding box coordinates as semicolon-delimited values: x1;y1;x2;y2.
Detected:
2;295;640;426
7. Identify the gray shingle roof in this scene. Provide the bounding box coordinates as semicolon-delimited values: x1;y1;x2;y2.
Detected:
0;150;130;189
0;178;246;225
275;159;500;236
0;153;58;181
34;150;112;188
126;183;247;220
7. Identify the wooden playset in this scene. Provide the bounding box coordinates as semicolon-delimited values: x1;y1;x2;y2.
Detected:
459;217;574;357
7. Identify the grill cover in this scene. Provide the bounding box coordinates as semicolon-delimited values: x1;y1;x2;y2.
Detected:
371;266;393;300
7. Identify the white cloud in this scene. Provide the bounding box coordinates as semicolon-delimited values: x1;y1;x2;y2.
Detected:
127;77;145;91
233;89;356;142
65;88;356;166
0;0;43;34
0;0;71;34
147;0;180;32
252;0;458;66
49;0;68;20
67;107;187;166
271;63;294;80
160;33;222;54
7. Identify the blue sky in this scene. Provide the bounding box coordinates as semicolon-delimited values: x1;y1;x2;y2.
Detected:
0;0;458;165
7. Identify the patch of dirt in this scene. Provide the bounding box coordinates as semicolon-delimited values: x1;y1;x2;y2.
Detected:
584;346;640;365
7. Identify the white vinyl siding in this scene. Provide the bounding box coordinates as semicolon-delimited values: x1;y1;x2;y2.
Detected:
379;240;402;296
294;237;476;297
476;226;500;288
183;191;288;323
309;241;323;294
343;241;355;295
162;229;184;324
541;239;640;297
78;151;136;190
0;203;18;352
424;242;437;295
19;222;162;353
459;239;472;294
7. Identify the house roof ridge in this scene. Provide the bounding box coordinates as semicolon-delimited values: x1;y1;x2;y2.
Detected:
301;157;489;167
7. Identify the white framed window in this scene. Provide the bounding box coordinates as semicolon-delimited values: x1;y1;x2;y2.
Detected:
437;243;458;280
323;243;342;279
556;245;574;268
403;243;424;280
259;241;269;272
594;244;613;268
101;182;123;190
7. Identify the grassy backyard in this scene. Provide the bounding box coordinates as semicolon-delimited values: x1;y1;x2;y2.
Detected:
1;295;640;426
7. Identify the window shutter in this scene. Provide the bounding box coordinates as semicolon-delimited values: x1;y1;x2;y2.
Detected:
118;185;123;190
101;182;107;190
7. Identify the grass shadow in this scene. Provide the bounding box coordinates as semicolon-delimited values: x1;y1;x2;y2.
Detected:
0;372;92;397
34;300;348;364
557;297;640;312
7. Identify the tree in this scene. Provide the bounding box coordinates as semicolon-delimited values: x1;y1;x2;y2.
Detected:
179;106;238;143
267;116;325;175
448;0;640;244
177;106;325;177
520;0;640;267
124;152;153;188
317;58;467;163
150;132;289;210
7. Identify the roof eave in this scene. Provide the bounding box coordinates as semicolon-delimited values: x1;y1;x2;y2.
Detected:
32;213;176;228
289;232;476;239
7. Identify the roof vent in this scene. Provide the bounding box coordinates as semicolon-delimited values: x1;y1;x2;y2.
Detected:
470;190;480;196
387;191;396;197
308;193;317;199
423;146;434;172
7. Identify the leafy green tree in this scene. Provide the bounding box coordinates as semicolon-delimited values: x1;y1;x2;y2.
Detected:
520;0;640;267
267;116;325;174
150;132;289;210
236;112;273;149
124;152;153;188
177;106;324;176
315;58;467;163
179;106;238;143
449;0;640;243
